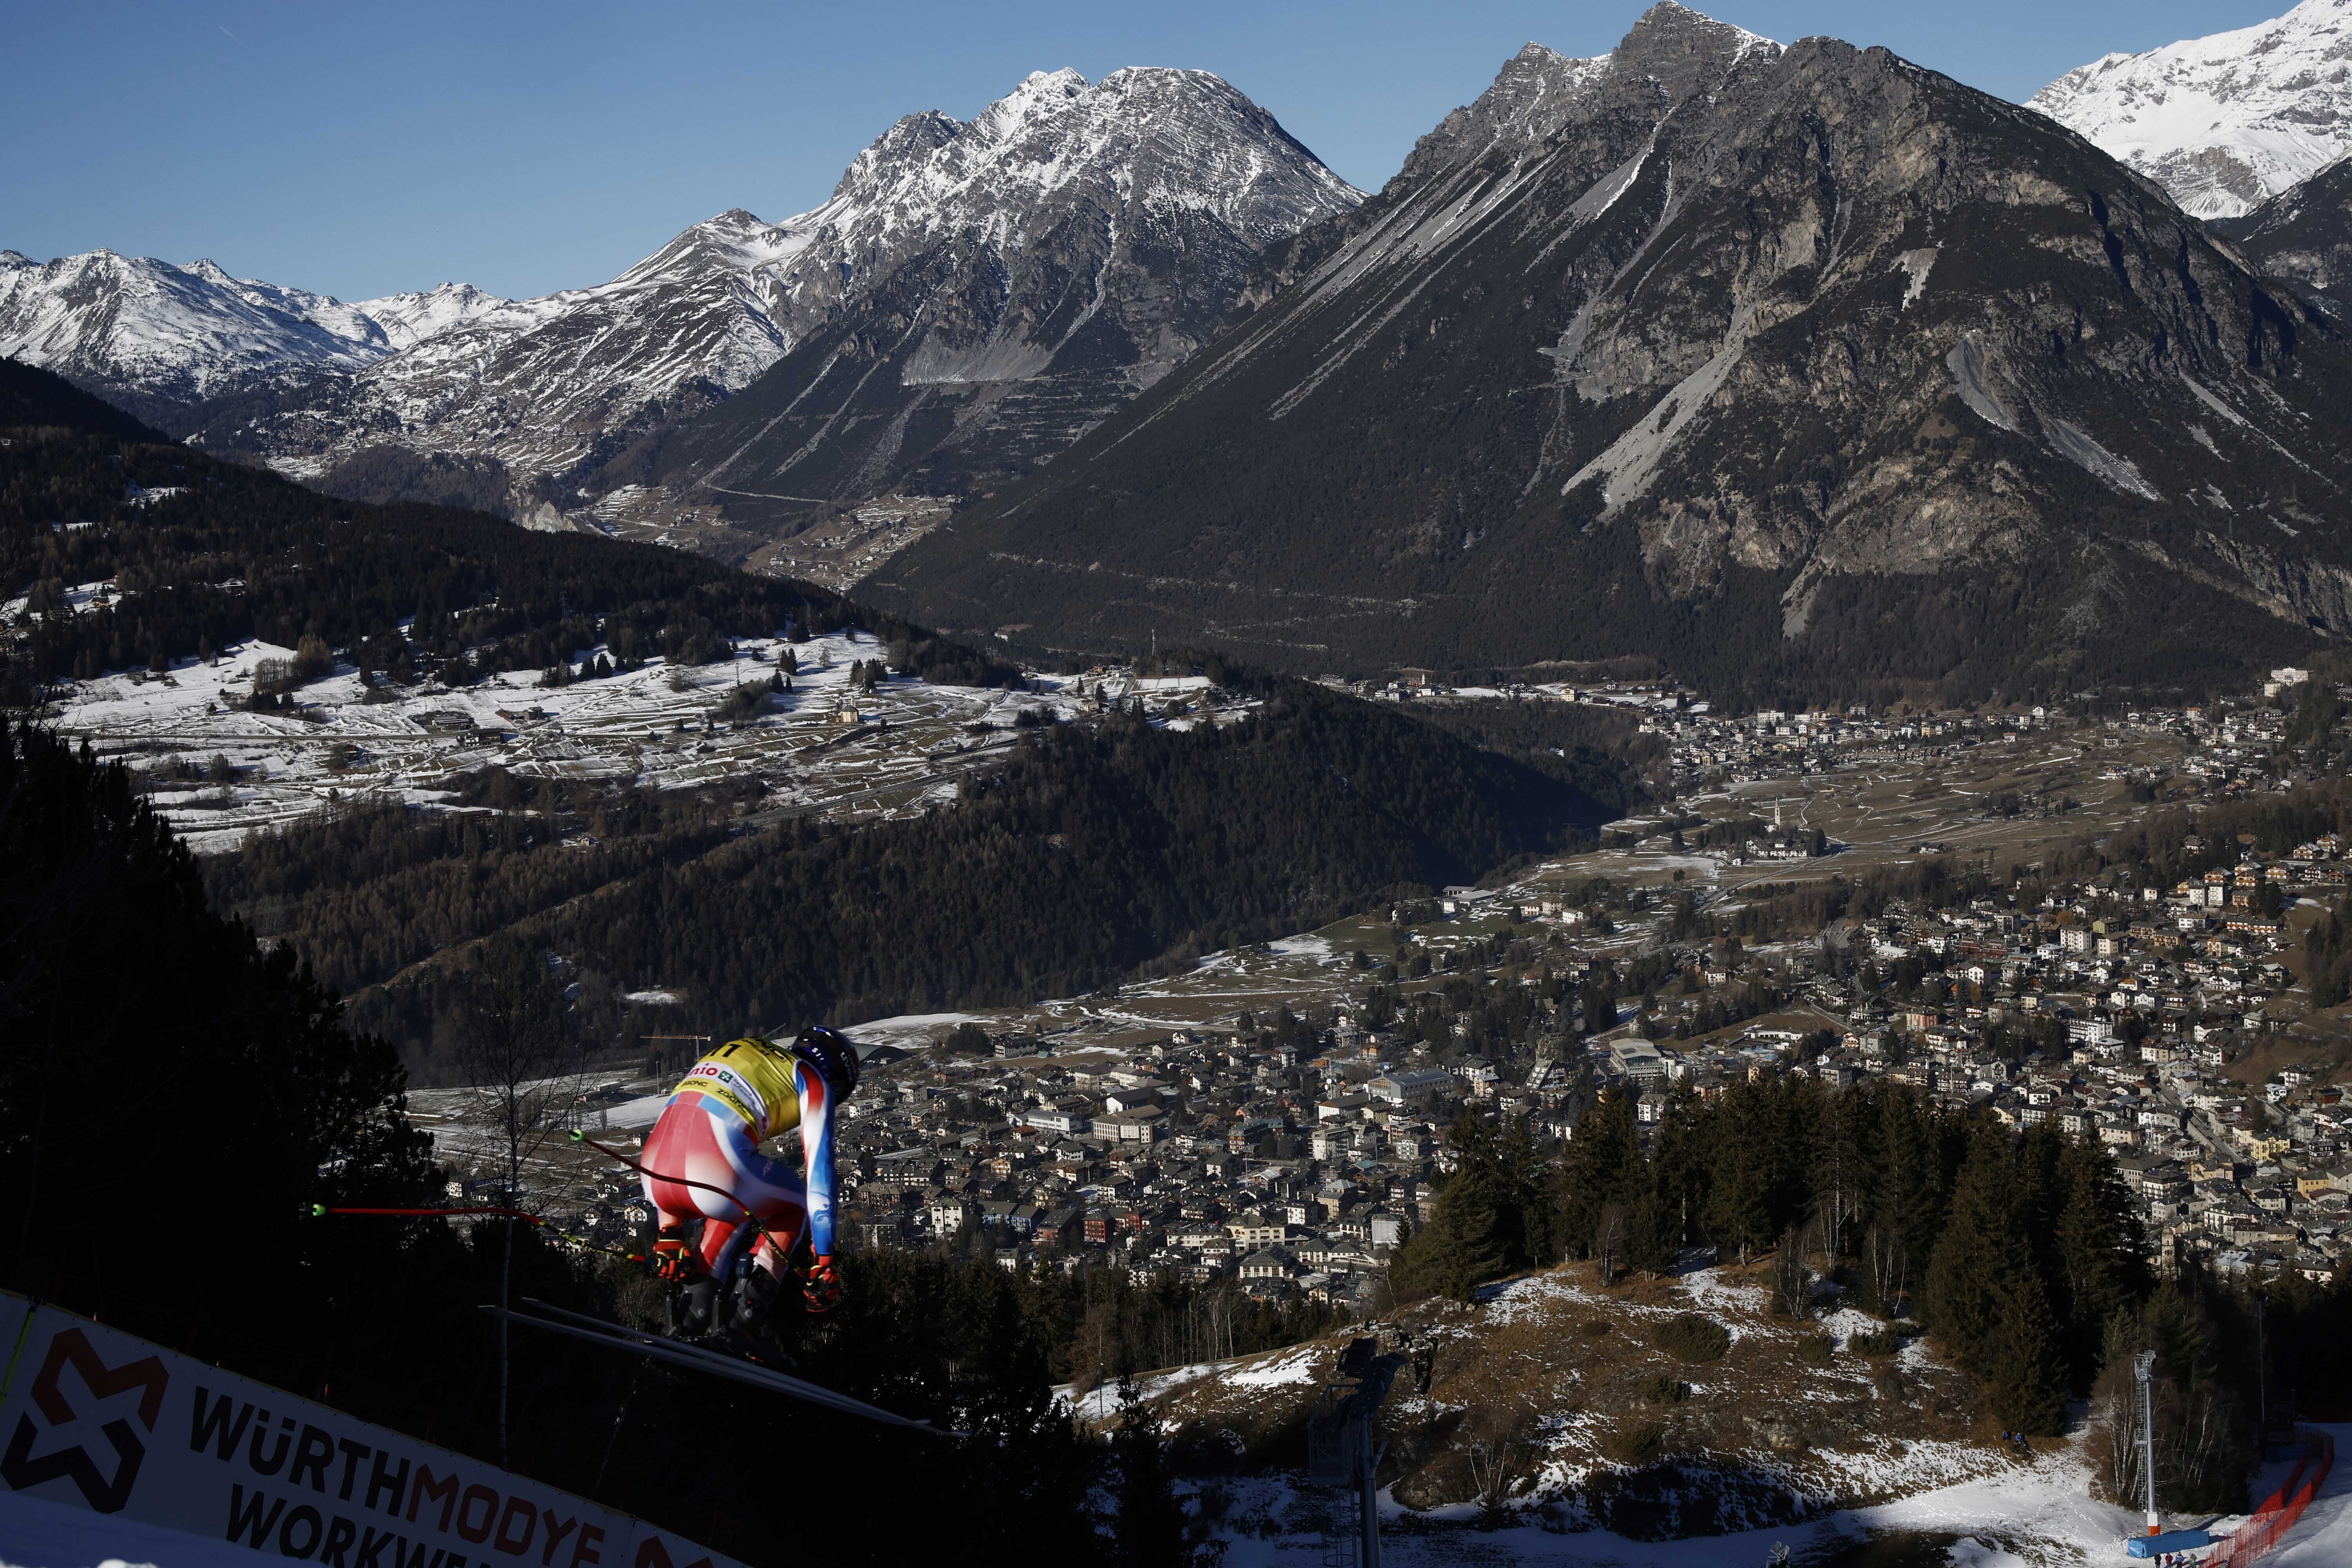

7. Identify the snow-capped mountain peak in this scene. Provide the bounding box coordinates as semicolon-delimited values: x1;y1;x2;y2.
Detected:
0;247;514;414
2030;0;2352;218
158;62;1359;517
0;249;390;409
347;282;511;350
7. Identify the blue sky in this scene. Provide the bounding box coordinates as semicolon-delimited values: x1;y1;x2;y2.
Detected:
5;0;2293;303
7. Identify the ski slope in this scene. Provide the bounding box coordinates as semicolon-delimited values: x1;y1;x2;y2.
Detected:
2266;1422;2352;1564
3;1487;287;1568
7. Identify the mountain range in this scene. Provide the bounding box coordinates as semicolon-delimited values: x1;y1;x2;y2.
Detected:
2030;0;2352;220
4;67;1359;531
12;2;2352;703
862;2;2350;703
0;249;504;420
2215;154;2352;301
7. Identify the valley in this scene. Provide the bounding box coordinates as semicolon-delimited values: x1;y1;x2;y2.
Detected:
16;2;2352;1564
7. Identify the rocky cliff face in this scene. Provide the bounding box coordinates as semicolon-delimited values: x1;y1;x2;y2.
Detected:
865;3;2350;703
2216;154;2352;300
630;67;1363;531
2029;0;2352;220
166;67;1357;526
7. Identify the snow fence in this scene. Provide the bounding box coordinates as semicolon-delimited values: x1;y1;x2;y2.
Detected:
2206;1426;2336;1567
0;1291;741;1568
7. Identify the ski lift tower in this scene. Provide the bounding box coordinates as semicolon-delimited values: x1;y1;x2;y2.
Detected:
1306;1336;1406;1568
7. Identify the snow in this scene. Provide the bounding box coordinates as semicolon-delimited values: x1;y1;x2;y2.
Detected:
0;249;388;401
2030;0;2352;218
348;281;510;349
32;629;1115;854
0;1488;250;1568
1203;1429;2141;1568
1224;1346;1322;1389
1817;1307;1885;1349
1265;934;1338;960
2249;1423;2352;1563
837;1011;994;1053
1892;246;1937;310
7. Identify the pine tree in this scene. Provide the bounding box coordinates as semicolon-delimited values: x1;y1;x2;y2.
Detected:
1110;1375;1194;1568
1987;1269;2068;1436
1703;1083;1777;1258
1554;1087;1635;1258
1924;1124;2011;1377
2049;1139;2146;1392
1627;1179;1675;1279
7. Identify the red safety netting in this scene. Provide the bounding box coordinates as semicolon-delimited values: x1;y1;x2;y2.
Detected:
2204;1427;2336;1566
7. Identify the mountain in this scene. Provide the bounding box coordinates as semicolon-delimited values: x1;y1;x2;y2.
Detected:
2214;152;2352;299
2029;0;2352;220
625;67;1363;530
0;249;425;424
862;2;2351;705
181;68;1360;532
184;208;821;513
349;281;510;350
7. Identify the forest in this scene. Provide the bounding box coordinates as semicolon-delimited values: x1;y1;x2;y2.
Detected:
0;712;1265;1568
1390;1074;2352;1513
195;671;1617;1075
0;357;1016;698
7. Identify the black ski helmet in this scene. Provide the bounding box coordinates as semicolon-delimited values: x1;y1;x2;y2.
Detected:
794;1027;860;1099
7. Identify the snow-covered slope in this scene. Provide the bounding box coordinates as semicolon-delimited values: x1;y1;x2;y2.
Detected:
0;250;394;409
347;281;508;350
2029;0;2352;219
0;250;513;423
201;65;1360;517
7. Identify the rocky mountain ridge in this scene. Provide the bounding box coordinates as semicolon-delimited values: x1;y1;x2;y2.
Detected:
0;249;509;424
619;66;1365;541
864;2;2348;704
2216;152;2352;299
2030;0;2352;220
148;67;1358;529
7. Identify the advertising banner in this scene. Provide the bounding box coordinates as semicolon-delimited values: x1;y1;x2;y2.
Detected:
0;1293;742;1568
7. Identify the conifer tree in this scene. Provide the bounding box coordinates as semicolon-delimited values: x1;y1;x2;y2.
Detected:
2050;1139;2146;1392
1987;1269;2068;1435
1554;1086;1635;1257
1111;1374;1195;1568
1627;1178;1676;1279
1924;1124;2012;1377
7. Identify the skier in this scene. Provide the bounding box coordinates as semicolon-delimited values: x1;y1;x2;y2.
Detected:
640;1029;858;1344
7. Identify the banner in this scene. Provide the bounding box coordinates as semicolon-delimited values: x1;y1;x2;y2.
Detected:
0;1293;742;1568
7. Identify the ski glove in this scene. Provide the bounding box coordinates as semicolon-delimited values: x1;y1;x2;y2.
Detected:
652;1236;696;1284
803;1254;842;1314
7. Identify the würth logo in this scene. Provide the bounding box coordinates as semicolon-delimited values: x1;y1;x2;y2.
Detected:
2;1327;169;1512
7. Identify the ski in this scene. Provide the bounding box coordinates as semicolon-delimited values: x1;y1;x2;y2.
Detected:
484;1299;956;1437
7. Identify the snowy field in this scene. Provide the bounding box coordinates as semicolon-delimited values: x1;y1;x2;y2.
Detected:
38;628;1244;853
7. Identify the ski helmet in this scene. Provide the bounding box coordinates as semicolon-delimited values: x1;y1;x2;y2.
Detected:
794;1027;860;1098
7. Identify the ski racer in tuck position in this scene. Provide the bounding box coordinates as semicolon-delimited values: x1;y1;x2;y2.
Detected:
641;1029;858;1347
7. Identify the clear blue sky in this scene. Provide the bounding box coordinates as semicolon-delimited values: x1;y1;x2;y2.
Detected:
5;0;2291;303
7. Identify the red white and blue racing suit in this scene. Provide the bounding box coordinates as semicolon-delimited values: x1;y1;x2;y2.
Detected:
641;1036;838;1306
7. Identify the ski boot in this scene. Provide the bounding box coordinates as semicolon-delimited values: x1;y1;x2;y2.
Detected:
722;1261;795;1367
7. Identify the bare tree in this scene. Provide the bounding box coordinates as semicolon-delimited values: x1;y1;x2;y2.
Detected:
1595;1201;1629;1284
1771;1220;1816;1318
1464;1403;1537;1514
452;949;577;1466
